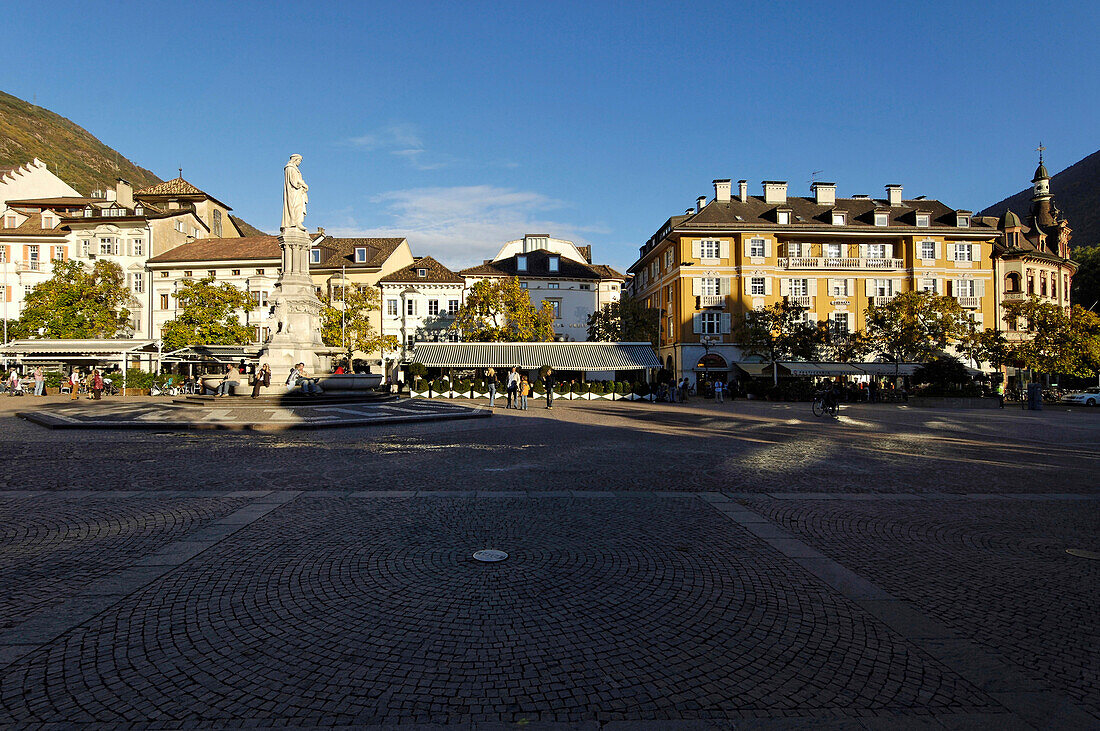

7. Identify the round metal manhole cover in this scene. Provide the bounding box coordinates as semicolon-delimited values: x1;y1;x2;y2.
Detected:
1065;548;1100;560
472;549;508;562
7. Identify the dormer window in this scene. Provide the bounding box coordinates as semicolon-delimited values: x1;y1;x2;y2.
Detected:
957;214;970;228
548;255;559;272
355;247;367;263
516;255;528;272
83;206;94;217
134;205;144;216
310;248;321;264
417;268;427;278
874;212;889;227
4;215;15;228
916;213;931;227
831;211;847;226
777;210;791;225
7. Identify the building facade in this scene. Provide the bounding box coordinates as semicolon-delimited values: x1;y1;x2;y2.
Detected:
628;179;1000;380
379;256;465;378
460;234;625;342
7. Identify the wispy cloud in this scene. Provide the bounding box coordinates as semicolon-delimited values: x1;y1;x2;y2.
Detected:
346;124;457;170
327;185;606;268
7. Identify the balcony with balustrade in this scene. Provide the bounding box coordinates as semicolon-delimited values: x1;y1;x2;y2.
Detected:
870;294;897;306
1003;291;1026;302
697;294;725;309
778;257;904;270
956;296;980;309
785;295;814;308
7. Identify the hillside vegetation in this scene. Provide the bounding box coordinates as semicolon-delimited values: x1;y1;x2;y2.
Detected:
0;90;161;195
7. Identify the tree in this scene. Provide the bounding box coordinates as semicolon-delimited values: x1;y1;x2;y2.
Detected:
586;295;660;344
160;277;255;350
734;301;822;385
453;277;555;342
320;284;398;364
1003;298;1100;378
16;259;132;338
1070;244;1099;312
864;291;967;379
813;323;872;363
958;327;1011;371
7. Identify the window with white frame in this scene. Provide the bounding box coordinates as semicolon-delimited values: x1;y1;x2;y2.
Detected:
448;299;459;315
921;240;936;260
957;214;970;227
700;312;722;334
386;298;398;316
749;238;766;257
866;244;886;259
27;245;39;264
667;316;674;338
954;243;973;262
24;285;32;297
132;239;144;256
750;277;766;295
80;240;90;257
916;213;931;227
824;243;842;259
699;240;720;259
406;335;416;349
666;284;673;303
175;220;184;233
777;210;791;225
789;278;808;296
874;212;889;226
98;238;117;255
830;279;849;296
520;281;527;289
0;248;5;262
832;212;847;225
355;247;367;262
516;255;528;272
310;249;321;264
786;242;803;257
700;277;720;296
250;291;269;308
873;279;894;297
831;312;849;334
665;249;673;268
406;299;417;316
131;274;144;294
427;299;440;316
920;278;937;293
548;255;559;272
956;279;976;297
548;282;559;289
417;268;427;277
547;299;561;319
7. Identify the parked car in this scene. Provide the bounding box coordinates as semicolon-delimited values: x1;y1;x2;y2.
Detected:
1063;387;1100;406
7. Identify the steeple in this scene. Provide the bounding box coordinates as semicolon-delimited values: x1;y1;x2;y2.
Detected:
1029;143;1055;228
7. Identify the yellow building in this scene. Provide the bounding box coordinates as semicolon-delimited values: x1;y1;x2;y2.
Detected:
627;179;999;381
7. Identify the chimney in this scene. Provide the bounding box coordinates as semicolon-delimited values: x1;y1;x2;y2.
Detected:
713;179;731;202
762;181;788;205
886;184;903;207
738;180;748;202
812;182;836;206
696;196;706;213
115;179;133;208
105;189;117;202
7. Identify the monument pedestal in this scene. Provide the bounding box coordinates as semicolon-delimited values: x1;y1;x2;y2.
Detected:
261;228;330;376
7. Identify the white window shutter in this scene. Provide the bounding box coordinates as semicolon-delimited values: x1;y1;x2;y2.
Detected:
809;278;818;295
947;243;956;261
884;243;894;259
846;278;856;297
743;238;750;258
720;312;731;333
976;280;986;296
859;244;867;259
865;279;873;296
827;278;837;294
779;278;790;296
764;239;772;258
892;279;902;294
935;242;942;260
719;240;729;259
691;240;701;259
743;277;752;295
937;278;945;295
692;314;702;333
764;278;773;296
691;278;701;296
720;277;731;296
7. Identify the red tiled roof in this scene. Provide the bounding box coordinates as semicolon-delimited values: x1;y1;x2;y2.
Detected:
147;236;280;263
379;256;464;284
311;237;406;269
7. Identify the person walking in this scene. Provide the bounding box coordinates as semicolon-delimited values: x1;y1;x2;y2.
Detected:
506;366;519;409
251;363;271;398
996;380;1005;409
714;379;724;404
486;367;497;408
32;367;45;397
6;367;19;396
92;369;104;400
519;375;530;410
542;367;555;409
69;368;81;400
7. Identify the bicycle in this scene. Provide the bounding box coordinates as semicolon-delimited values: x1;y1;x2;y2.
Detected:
811;390;839;418
150;382;179;397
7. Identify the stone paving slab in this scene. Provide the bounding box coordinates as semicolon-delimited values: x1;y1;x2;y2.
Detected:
16;397;490;431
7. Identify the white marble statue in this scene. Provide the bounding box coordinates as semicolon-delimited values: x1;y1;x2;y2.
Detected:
282;154;309;231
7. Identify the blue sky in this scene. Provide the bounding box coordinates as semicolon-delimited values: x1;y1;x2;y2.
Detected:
4;1;1098;270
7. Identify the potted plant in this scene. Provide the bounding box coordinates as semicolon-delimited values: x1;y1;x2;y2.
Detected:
412;378;429;398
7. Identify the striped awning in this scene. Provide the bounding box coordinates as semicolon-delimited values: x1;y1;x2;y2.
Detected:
410;342;661;370
0;339;159;357
777;362;865;377
855;362;922;377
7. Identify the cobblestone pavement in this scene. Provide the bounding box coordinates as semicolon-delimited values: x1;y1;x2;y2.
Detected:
0;397;1096;727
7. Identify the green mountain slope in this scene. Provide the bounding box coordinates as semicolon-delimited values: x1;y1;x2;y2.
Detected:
0;90;162;195
981;149;1100;250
